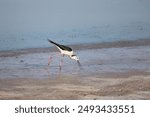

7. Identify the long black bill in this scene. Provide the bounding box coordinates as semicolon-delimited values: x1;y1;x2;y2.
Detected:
77;60;81;66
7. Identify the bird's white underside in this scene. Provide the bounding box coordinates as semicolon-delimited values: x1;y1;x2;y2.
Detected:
56;46;73;56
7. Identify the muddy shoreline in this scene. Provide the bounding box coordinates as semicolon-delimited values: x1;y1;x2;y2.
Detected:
0;39;150;99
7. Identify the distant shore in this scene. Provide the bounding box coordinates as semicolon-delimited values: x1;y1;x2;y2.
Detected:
0;38;150;99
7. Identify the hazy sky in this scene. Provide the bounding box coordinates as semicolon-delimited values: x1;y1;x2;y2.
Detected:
0;0;150;32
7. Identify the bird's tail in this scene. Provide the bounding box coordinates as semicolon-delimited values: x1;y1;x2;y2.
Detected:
48;39;60;46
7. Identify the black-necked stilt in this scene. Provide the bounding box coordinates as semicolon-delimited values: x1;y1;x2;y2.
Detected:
48;39;80;69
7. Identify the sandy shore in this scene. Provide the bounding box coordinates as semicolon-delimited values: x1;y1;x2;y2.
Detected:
0;39;150;99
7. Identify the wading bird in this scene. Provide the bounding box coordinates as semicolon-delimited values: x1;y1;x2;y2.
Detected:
48;39;80;69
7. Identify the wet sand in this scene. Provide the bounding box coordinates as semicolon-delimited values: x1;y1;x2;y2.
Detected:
0;39;150;99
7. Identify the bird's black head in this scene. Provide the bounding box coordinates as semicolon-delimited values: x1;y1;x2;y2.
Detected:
71;54;79;61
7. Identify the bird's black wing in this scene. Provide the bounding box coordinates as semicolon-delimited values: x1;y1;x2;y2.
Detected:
59;44;72;51
48;39;72;51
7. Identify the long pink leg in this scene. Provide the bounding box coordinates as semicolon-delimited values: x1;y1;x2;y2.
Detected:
59;54;64;70
48;55;53;66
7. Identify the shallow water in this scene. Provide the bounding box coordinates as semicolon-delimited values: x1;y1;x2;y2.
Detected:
0;46;150;79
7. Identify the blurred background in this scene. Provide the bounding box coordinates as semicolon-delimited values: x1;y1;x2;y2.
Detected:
0;0;150;50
